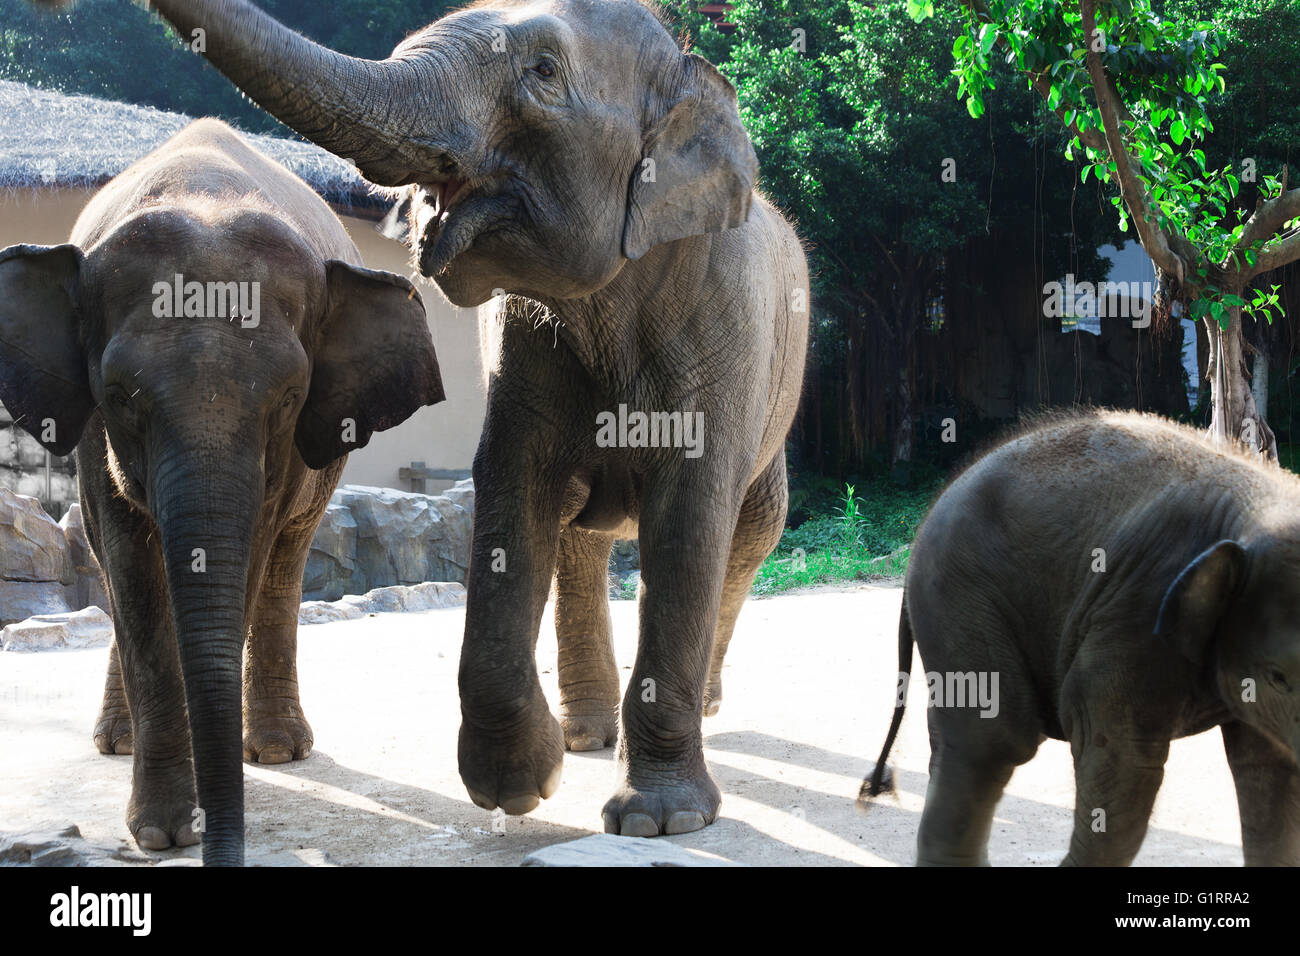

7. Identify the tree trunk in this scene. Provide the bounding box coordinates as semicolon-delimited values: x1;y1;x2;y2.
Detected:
892;363;913;465
1204;305;1277;460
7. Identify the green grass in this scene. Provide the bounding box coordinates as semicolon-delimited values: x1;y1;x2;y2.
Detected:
751;477;938;596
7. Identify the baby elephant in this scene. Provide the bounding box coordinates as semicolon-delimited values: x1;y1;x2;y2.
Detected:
0;119;444;865
863;411;1300;866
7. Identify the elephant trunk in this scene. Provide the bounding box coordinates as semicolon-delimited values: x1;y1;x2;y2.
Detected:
146;0;433;184
153;449;262;867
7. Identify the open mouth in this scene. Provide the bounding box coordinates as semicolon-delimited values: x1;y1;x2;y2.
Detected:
412;173;515;281
429;177;470;221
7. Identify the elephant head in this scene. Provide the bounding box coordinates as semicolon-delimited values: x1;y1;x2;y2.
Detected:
130;0;758;307
0;207;442;865
1156;537;1300;757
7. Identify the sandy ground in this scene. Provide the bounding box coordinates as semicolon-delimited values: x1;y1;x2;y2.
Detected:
0;583;1245;866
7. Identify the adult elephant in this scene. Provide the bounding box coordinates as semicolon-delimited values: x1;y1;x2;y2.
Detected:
91;0;810;835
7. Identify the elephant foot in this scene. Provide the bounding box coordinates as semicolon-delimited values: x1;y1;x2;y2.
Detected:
703;680;723;717
243;704;313;764
128;776;200;851
459;694;565;815
93;705;133;755
602;763;721;837
560;707;618;752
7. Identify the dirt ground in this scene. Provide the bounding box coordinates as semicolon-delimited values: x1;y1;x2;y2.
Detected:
0;583;1245;865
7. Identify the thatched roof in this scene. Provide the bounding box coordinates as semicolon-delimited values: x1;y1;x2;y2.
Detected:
0;80;385;212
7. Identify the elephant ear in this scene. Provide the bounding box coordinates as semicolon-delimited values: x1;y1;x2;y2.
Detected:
295;261;445;469
0;243;91;456
1154;540;1248;661
622;54;758;262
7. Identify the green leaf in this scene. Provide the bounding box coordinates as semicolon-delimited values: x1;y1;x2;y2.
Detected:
906;0;935;21
1170;119;1186;145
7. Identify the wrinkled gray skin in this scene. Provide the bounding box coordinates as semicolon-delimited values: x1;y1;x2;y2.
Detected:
0;119;445;865
863;411;1300;866
106;0;810;835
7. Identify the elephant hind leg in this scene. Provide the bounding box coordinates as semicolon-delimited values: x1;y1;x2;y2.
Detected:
555;526;620;751
705;453;788;717
917;740;1018;866
242;515;319;765
94;639;134;755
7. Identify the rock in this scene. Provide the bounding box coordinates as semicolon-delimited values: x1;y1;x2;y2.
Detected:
334;484;472;589
297;582;467;625
0;823;146;866
302;504;360;602
354;585;410;614
441;478;475;514
1;606;113;652
297;600;366;626
58;504;108;612
521;834;741;867
404;581;467;610
0;488;71;584
301;482;475;602
609;538;640;575
0;580;72;627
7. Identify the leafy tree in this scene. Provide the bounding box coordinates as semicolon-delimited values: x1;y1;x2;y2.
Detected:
920;0;1300;457
670;0;1110;466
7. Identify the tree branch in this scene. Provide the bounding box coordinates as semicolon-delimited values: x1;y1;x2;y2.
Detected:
1250;228;1300;275
1240;179;1300;272
1079;0;1192;284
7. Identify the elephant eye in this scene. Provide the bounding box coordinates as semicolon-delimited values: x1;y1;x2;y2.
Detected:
1267;668;1291;692
532;58;555;78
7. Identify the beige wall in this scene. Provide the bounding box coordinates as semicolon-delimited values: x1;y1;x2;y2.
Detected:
0;188;485;496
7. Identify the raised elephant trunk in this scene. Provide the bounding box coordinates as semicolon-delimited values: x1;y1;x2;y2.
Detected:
152;450;262;867
145;0;434;184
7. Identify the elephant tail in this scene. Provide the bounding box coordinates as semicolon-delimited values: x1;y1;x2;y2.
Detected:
857;595;913;807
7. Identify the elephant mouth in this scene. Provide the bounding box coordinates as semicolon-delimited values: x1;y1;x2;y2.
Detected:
431;177;470;219
413;177;513;279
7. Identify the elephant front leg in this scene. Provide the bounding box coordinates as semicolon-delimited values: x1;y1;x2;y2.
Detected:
80;452;198;851
1222;720;1300;866
458;454;567;815
243;522;315;764
94;639;134;755
601;474;740;837
1062;726;1168;866
555;527;620;751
